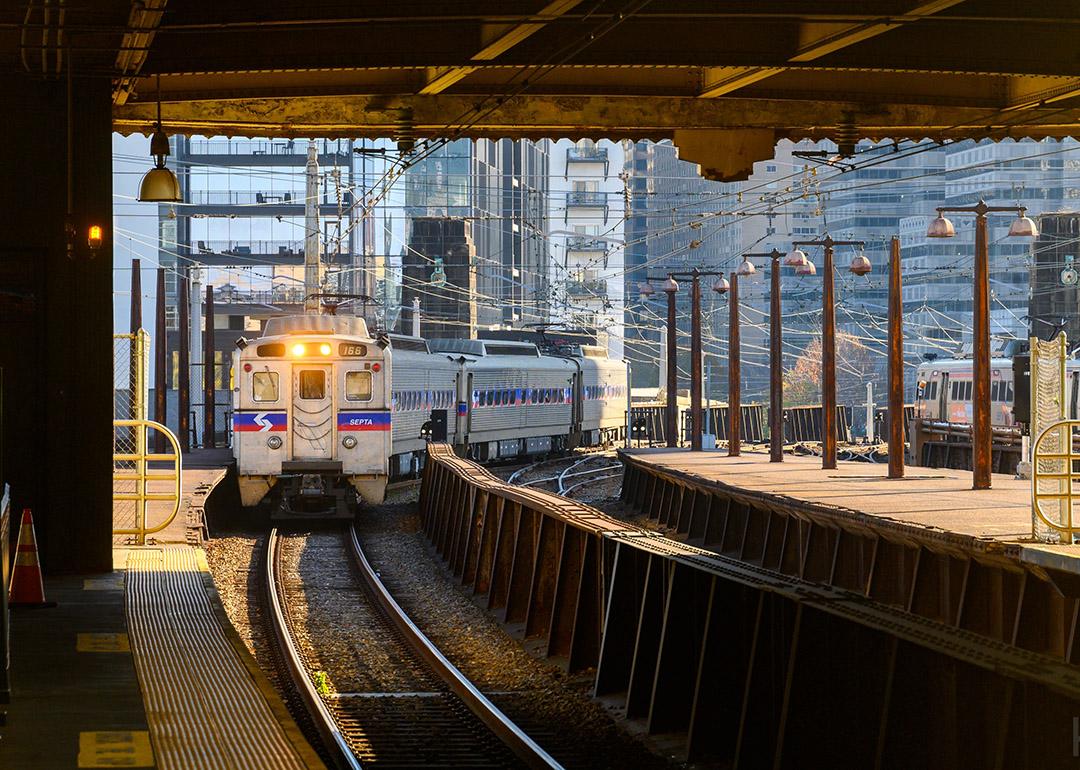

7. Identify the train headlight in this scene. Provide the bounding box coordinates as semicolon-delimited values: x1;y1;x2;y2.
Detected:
320;343;332;356
291;343;305;357
267;436;283;450
342;436;357;449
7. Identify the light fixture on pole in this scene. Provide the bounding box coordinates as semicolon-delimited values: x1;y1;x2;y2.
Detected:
926;212;955;238
794;259;817;276
742;249;786;462
784;247;809;267
735;256;756;277
712;277;730;294
662;276;680;293
924;199;1037;489
849;252;873;276
791;236;866;470
638;281;655;298
138;75;181;203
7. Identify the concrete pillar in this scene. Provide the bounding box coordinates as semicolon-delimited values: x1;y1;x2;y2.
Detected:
1;75;113;572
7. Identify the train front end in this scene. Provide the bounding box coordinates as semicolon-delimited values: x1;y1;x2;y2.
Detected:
232;314;392;519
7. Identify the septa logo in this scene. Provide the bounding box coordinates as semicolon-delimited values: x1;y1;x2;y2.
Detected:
234;412;287;432
338;412;392;431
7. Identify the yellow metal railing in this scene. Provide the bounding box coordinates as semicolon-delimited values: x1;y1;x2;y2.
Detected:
112;419;183;545
1032;419;1080;541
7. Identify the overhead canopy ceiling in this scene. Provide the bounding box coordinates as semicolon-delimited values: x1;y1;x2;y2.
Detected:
4;1;1079;178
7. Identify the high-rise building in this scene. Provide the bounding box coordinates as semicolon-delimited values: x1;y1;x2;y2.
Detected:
622;141;740;392
1028;213;1080;345
401;139;550;333
548;139;625;356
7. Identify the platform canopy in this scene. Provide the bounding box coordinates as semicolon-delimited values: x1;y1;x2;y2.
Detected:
3;1;1079;178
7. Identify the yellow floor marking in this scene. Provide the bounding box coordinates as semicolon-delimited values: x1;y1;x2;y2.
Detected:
76;633;131;652
84;574;125;591
77;731;154;767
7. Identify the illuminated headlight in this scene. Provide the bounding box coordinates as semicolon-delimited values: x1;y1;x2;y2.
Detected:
320;343;332;356
266;436;283;450
342;436;357;449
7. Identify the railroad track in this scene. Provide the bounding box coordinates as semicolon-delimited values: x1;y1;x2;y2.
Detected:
265;525;562;769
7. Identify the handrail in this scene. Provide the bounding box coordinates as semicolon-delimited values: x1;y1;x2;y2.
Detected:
112;419;183;543
1031;419;1080;540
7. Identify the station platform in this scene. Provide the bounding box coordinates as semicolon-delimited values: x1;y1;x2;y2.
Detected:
2;446;320;768
2;544;322;769
619;448;1080;575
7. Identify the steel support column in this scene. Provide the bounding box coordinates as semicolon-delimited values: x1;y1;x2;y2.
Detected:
972;213;991;489
666;285;678;448
178;269;190;453
821;243;837;470
887;236;904;479
203;284;215;449
690;272;703;452
129;258;141;333
154;266;168;454
769;253;783;462
728;271;741;457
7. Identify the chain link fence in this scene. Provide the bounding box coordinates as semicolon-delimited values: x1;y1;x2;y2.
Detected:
113;331;149;544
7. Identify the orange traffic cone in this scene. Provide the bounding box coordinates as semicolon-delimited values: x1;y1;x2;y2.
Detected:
9;508;52;607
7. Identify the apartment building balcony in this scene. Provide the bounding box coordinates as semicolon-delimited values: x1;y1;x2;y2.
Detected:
566;235;606;252
183;190;352;217
564;190;609;223
565;146;609;177
180;138;353;167
566;278;607;298
185;240;350;266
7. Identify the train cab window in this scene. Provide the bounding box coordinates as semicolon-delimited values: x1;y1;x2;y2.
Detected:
299;370;326;399
1006;382;1014;402
252;372;279;402
345;371;373;401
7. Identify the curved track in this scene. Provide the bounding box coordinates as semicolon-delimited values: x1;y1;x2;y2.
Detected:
265;526;562;769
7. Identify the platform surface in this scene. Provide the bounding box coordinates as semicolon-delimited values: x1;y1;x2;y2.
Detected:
1;544;321;770
621;448;1080;573
113;447;233;547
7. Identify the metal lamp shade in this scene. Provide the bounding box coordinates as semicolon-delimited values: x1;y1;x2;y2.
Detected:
138;165;181;202
736;258;756;277
926;213;955;238
849;254;873;276
784;248;808;267
712;277;730;294
1008;215;1038;238
794;260;817;276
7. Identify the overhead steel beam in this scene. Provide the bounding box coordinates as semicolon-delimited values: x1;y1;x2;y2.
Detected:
700;0;966;98
113;0;167;106
418;0;584;95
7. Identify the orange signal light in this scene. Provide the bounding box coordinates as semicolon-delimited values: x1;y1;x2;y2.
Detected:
87;225;103;249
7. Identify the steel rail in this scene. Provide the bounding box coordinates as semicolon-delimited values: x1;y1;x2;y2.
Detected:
562;472;623;497
345;524;563;770
265;528;361;770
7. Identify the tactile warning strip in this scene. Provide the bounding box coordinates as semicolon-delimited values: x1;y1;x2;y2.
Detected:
126;547;309;770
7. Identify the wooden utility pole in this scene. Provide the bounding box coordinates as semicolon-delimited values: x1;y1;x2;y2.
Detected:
888;236;905;478
728;271;741;457
154;267;168;453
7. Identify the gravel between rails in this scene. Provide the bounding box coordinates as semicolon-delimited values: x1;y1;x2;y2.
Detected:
357;499;680;770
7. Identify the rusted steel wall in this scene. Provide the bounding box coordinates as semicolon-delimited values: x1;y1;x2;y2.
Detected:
423;445;1080;767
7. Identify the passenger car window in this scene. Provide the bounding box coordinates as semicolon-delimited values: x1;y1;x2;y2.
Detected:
252;371;278;402
346;371;372;401
299;370;326;399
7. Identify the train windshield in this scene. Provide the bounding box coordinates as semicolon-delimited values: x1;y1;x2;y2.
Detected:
252;372;278;402
346;371;373;401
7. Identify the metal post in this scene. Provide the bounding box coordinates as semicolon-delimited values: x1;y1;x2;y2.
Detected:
822;240;837;470
866;382;874;443
623;358;631;448
154;267;168;454
129;258;142;333
705;360;712;442
888;235;905;478
412;296;421;338
770;251;783;462
728;271;741;457
973;212;991;489
690;271;703;451
178;269;190;453
665;285;678;448
204;285;216;449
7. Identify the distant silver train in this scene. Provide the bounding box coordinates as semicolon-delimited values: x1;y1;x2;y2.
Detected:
231;314;627;519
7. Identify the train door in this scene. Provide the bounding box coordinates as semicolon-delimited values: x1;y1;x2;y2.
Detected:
937;372;950;421
1071;371;1080;419
292;365;333;459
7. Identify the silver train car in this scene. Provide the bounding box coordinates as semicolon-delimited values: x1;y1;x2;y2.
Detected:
231;314;628;519
232;314;392;518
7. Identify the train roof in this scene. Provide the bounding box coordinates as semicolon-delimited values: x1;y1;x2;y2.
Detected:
916;357;1014;372
428;338;540;358
387;334;430;353
261;314;370;339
